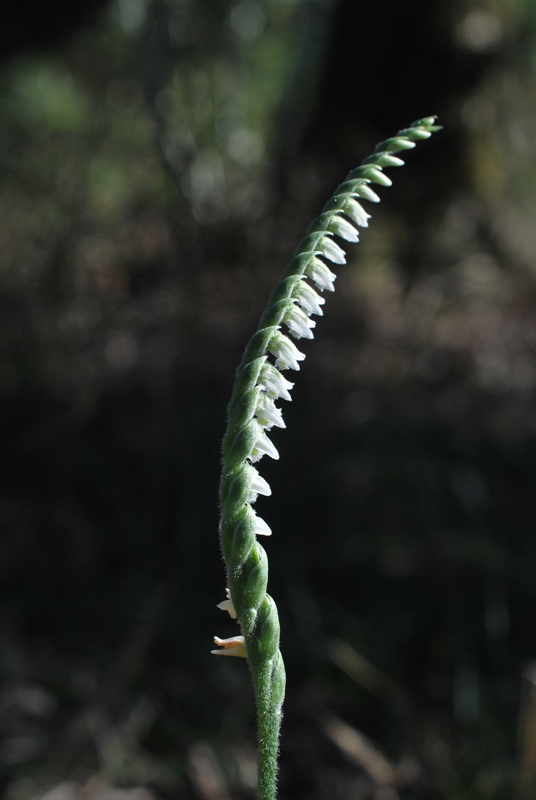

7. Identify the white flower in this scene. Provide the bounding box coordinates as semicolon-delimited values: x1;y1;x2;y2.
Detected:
343;197;370;227
284;305;316;340
268;332;306;371
294;280;325;316
354;183;380;203
211;635;247;658
258;364;294;401
330;215;359;242
255;394;285;429
250;428;279;462
247;468;272;503
217;588;237;619
306;258;337;292
253;512;272;536
318;235;346;265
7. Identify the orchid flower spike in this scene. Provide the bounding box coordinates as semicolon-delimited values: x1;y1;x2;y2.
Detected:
215;116;441;800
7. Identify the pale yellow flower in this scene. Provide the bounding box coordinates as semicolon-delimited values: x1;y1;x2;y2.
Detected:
211;635;247;658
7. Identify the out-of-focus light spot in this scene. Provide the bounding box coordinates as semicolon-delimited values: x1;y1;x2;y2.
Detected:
457;11;502;52
186;152;225;200
229;1;266;42
105;331;138;370
507;122;530;154
226;127;264;165
11;62;89;132
182;151;228;223
117;0;147;32
461;95;495;131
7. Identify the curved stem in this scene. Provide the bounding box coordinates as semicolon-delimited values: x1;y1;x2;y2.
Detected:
214;116;441;800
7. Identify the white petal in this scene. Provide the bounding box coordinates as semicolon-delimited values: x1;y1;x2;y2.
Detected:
254;514;272;536
319;236;346;265
217;589;237;619
331;215;359;242
306;259;337;292
251;470;272;496
258;365;294;401
256;395;285;429
268;333;306;371
344;197;370;227
295;280;325;316
285;306;316;339
354;183;380;203
251;430;279;461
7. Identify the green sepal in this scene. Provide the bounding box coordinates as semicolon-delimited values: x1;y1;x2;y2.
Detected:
253;595;280;660
243;544;268;615
347;165;392;186
223;389;261;460
259;299;293;329
282;252;316;279
221;466;251;520
241;326;278;365
229;357;266;411
306;211;335;235
268;275;302;304
293;232;329;258
321;194;350;212
269;650;286;709
226;419;258;473
226;511;256;574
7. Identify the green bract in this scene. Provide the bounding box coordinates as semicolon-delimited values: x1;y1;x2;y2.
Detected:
213;116;441;800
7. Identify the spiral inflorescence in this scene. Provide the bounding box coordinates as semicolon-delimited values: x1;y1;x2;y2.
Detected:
214;117;441;800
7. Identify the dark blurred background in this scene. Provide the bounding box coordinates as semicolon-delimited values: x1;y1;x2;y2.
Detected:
2;0;536;798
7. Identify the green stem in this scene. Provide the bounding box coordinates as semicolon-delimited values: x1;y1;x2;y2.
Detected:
254;652;286;800
215;116;441;800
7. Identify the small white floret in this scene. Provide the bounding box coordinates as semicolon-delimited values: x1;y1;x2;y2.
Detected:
284;306;316;340
355;183;380;203
250;430;279;462
331;215;359;242
256;394;285;429
217;588;237;619
250;469;272;496
258;365;294;402
295;280;325;316
268;333;306;371
344;197;370;227
306;259;337;292
319;236;346;265
254;513;272;536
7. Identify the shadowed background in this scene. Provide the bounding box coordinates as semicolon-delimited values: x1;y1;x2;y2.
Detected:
2;1;536;799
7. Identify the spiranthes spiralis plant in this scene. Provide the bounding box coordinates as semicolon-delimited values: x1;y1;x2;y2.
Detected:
213;116;441;800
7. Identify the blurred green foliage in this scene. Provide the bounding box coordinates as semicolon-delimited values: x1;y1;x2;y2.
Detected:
3;1;536;799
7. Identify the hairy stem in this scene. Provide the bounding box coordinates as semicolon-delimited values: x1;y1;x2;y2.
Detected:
214;116;441;800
